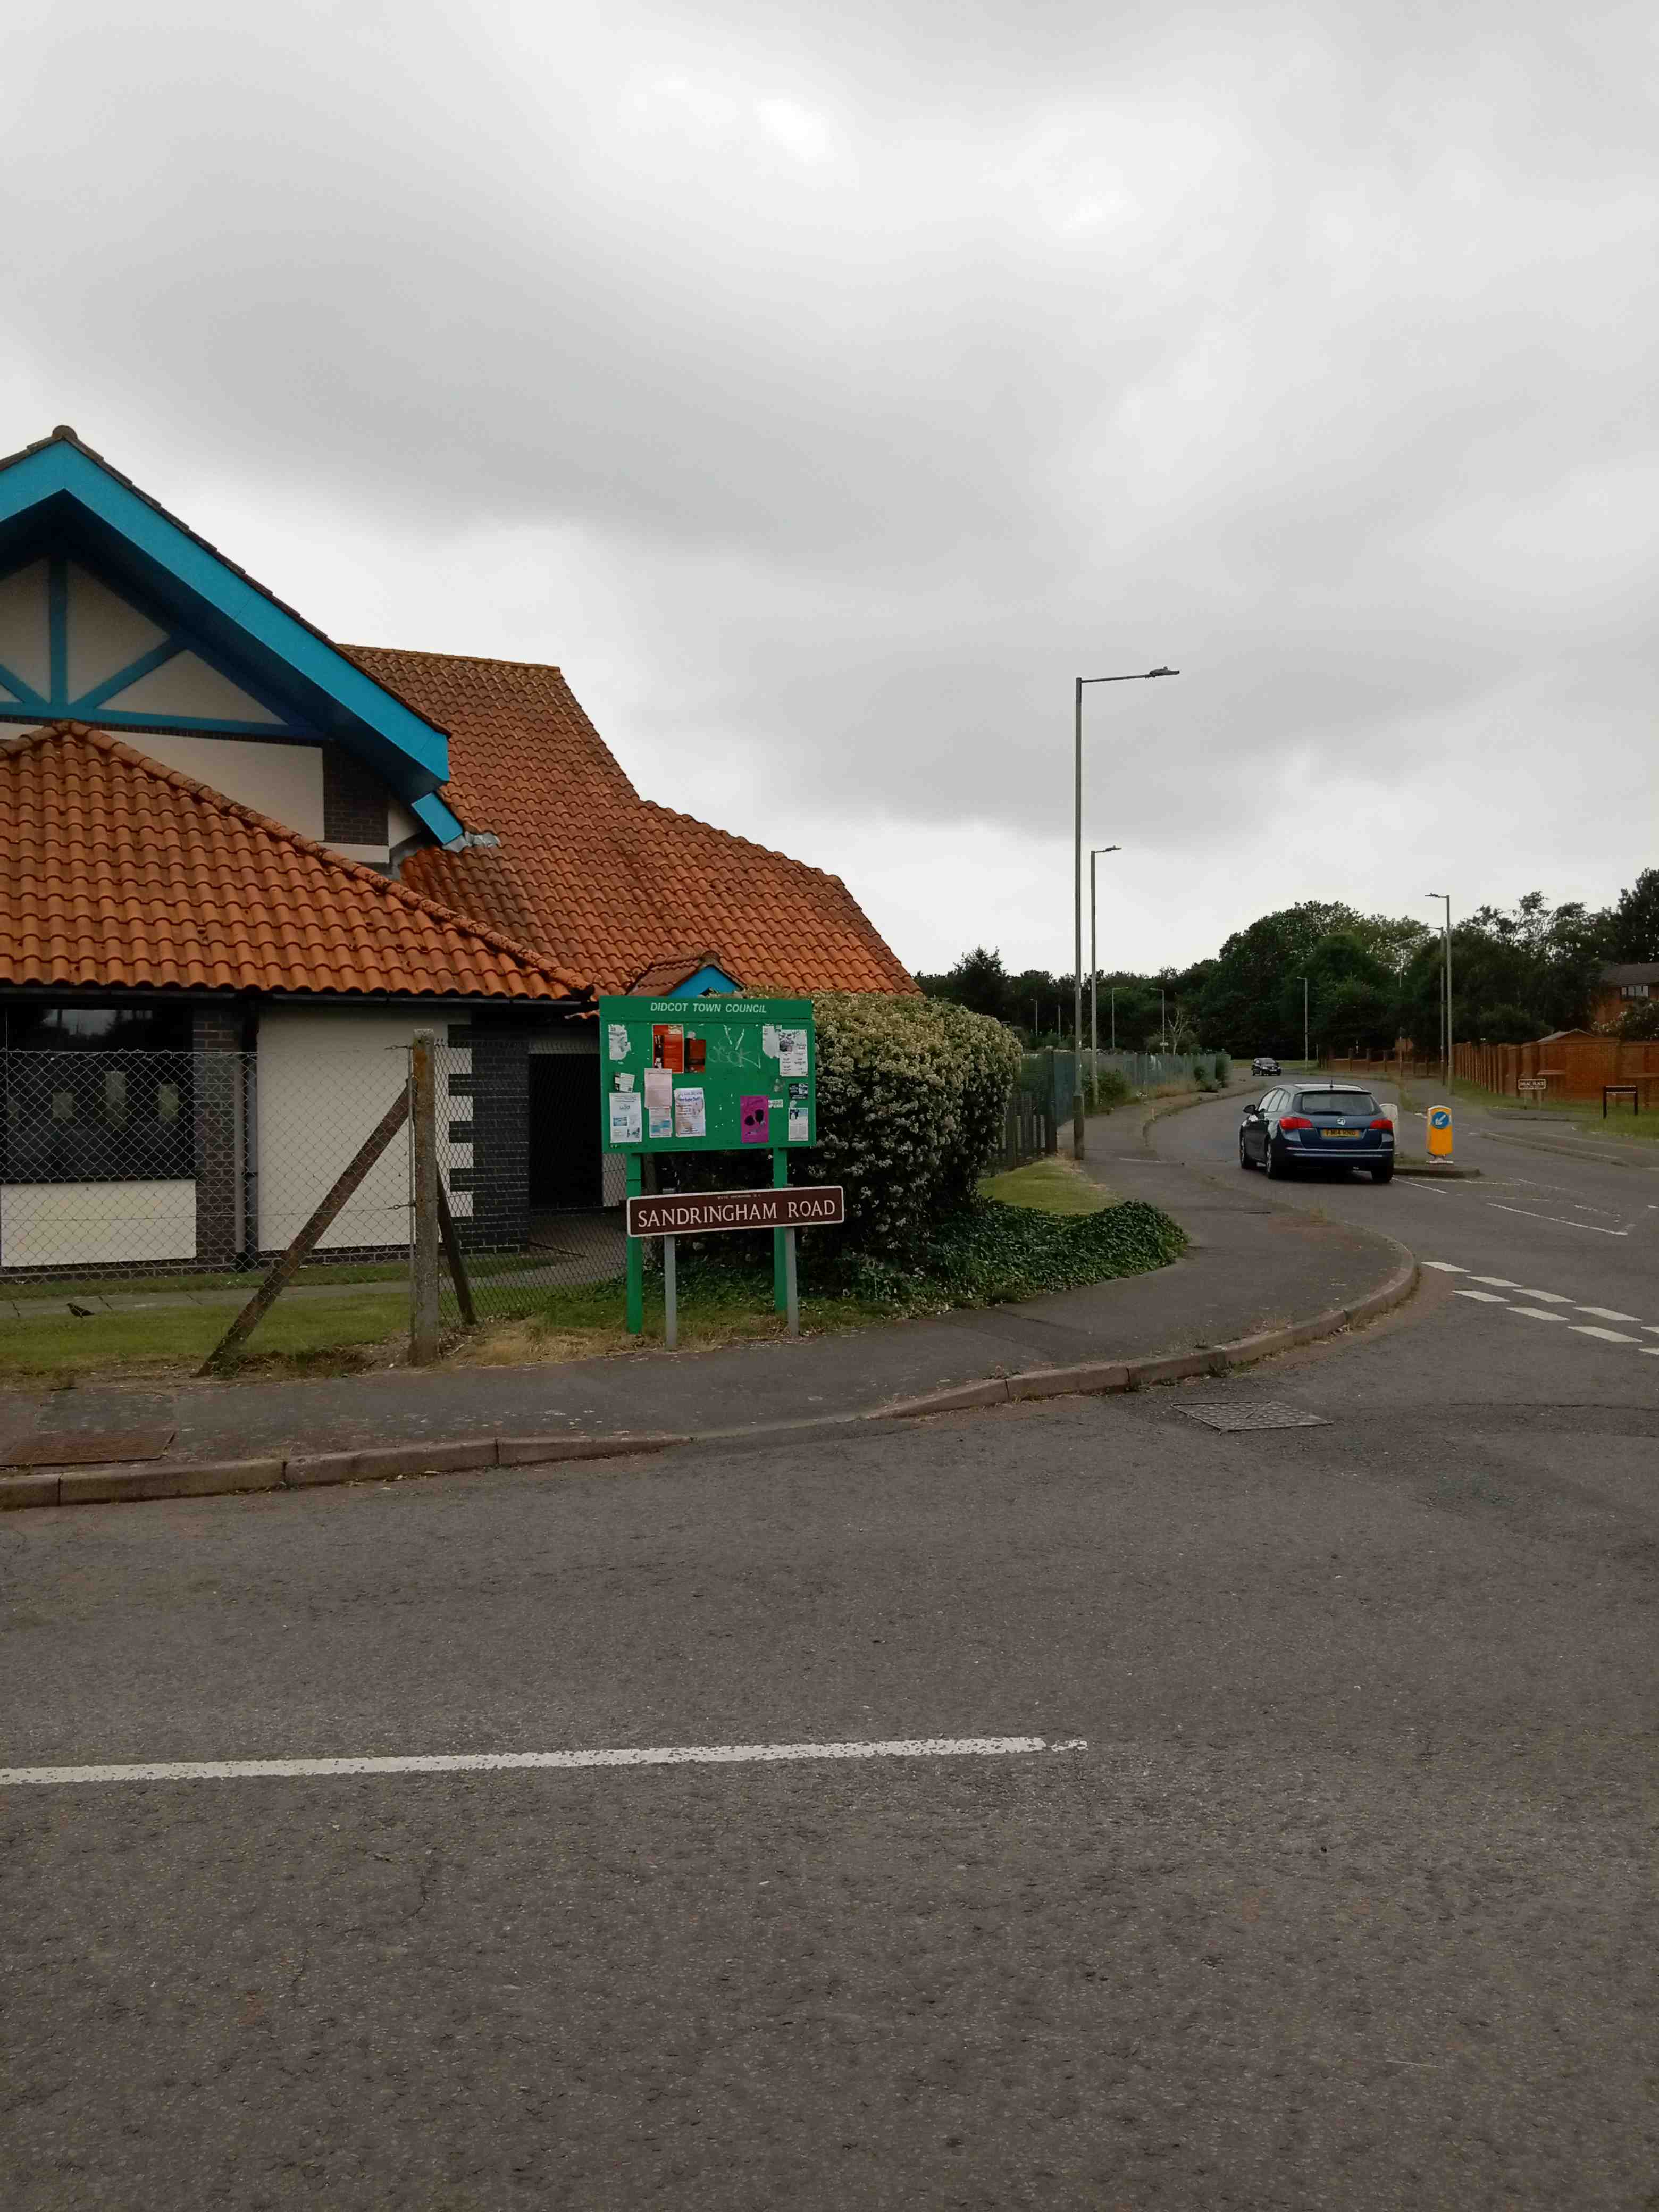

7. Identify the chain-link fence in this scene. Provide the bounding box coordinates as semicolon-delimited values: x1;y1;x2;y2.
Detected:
0;1035;700;1351
432;1039;623;1327
0;1046;417;1286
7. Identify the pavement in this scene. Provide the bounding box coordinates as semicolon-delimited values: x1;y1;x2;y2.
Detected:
0;1087;1414;1481
4;1085;1656;2208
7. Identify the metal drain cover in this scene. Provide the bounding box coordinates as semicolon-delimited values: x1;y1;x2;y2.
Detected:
1181;1400;1329;1432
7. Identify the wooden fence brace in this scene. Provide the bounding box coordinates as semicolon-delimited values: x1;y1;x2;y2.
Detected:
409;1033;441;1365
435;1179;476;1326
197;1085;411;1376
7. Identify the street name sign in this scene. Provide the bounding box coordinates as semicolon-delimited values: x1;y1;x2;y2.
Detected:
626;1187;845;1238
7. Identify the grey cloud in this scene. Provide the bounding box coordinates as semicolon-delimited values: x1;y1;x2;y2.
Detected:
4;0;1656;969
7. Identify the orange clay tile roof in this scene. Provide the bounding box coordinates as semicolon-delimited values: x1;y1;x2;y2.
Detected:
344;647;918;998
627;953;730;995
0;723;585;1002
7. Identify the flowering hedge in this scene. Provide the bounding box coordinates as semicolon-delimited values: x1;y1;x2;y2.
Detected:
799;992;1023;1251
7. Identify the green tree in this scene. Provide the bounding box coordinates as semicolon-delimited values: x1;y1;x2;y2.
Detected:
1609;868;1659;961
919;945;1012;1025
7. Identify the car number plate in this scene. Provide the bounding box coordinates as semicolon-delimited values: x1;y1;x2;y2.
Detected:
1320;1130;1362;1140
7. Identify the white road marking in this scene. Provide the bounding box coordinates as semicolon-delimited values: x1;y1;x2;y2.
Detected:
0;1736;1087;1790
1429;1262;1659;1352
1487;1203;1629;1236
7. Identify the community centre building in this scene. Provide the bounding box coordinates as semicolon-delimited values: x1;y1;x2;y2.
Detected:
0;427;912;1273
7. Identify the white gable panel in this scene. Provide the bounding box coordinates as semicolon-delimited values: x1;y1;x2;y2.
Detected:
66;564;169;696
111;732;325;840
0;560;49;694
103;649;284;725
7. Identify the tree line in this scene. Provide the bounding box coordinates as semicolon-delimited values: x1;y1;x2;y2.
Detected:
915;870;1659;1058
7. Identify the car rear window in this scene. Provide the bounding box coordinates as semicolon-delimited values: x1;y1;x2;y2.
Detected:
1296;1090;1379;1116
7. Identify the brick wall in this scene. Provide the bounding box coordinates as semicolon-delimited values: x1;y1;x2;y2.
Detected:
446;1021;529;1250
191;1003;245;1267
323;748;389;846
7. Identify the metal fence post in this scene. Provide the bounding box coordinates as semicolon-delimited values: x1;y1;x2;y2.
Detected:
625;1152;644;1334
410;1032;441;1365
772;1146;789;1313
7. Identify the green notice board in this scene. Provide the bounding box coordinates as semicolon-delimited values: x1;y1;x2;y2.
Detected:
598;995;816;1154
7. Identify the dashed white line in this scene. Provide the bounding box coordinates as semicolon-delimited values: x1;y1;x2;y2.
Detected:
1429;1262;1659;1356
0;1736;1088;1790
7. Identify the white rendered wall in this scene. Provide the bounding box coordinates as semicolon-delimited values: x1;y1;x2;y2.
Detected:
1;1181;196;1268
0;559;51;694
257;1008;474;1251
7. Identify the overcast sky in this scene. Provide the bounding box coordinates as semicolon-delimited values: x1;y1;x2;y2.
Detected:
6;0;1656;977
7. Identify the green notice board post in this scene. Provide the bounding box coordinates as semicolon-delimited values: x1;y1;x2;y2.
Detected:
598;996;817;1336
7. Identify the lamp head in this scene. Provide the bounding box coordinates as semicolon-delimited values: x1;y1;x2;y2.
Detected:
1146;666;1178;678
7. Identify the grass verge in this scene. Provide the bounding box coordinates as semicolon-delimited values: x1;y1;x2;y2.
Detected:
0;1289;410;1386
0;1183;1186;1383
1396;1069;1659;1143
978;1158;1111;1214
456;1193;1185;1366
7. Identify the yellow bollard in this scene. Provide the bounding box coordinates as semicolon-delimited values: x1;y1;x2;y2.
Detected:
1426;1103;1454;1160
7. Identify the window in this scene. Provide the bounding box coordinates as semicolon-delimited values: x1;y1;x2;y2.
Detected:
1295;1089;1381;1116
1620;983;1650;1001
1;1002;196;1182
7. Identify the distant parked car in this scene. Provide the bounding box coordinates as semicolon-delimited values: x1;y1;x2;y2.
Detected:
1251;1055;1280;1076
1240;1082;1394;1183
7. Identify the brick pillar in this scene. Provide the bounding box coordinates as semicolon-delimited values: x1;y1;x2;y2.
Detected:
191;1003;242;1269
446;1023;529;1251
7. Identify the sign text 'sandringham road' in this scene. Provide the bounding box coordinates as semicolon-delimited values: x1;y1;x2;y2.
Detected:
626;1187;845;1238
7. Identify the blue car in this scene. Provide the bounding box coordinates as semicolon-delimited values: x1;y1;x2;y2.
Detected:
1239;1082;1394;1183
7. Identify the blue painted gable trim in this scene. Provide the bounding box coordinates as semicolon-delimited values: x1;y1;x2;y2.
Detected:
412;791;466;846
669;963;743;997
0;442;449;789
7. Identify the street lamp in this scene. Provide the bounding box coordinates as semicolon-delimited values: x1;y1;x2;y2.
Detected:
1089;844;1121;1071
1426;894;1452;1086
1073;667;1178;1159
1296;973;1309;1066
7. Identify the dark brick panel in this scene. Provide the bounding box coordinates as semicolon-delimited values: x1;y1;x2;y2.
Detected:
448;1026;529;1251
323;748;389;845
191;1005;242;1268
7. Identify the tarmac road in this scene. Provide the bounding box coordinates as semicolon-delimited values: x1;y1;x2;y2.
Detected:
4;1092;1656;2210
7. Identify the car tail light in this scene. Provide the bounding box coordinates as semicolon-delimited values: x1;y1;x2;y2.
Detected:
1369;1115;1392;1129
1278;1114;1312;1131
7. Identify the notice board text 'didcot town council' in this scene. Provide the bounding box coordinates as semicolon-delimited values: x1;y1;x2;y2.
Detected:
598;998;815;1153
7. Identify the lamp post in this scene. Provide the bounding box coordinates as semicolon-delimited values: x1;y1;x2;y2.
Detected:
1426;894;1452;1086
1089;844;1121;1071
1297;973;1308;1066
1073;668;1177;1158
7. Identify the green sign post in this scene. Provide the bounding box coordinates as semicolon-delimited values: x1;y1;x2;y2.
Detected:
598;995;817;1335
